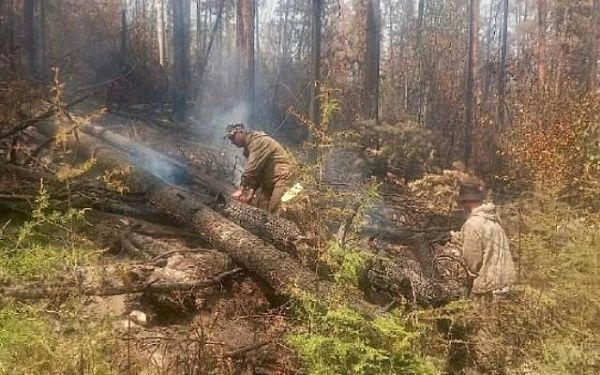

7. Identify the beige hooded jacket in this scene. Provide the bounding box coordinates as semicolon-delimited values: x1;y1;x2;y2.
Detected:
461;203;516;294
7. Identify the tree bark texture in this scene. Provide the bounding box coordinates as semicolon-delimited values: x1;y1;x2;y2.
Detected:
146;184;325;297
537;0;547;86
309;0;322;125
589;0;599;93
497;0;509;127
464;0;479;168
236;0;255;110
365;240;469;306
365;0;381;121
173;0;191;121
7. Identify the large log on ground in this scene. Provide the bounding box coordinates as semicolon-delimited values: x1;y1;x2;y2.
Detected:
57;121;304;249
34;118;327;298
146;184;327;296
0;256;241;300
34;116;465;306
216;198;303;250
364;240;470;306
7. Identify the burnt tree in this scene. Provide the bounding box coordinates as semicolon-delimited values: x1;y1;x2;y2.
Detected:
24;0;41;76
497;0;509;127
464;0;479;167
364;0;381;122
309;0;322;125
537;0;547;86
236;0;255;111
589;0;599;93
173;0;191;121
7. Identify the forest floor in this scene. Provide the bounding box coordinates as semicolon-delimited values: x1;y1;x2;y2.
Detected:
1;100;599;374
0;101;300;374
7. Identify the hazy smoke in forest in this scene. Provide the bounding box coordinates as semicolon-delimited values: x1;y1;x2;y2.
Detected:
133;153;188;185
211;102;251;129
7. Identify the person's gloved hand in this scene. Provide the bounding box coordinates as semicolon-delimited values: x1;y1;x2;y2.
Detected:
232;188;254;203
231;189;244;200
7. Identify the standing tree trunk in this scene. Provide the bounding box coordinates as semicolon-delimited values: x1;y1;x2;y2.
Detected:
464;0;479;167
387;0;394;84
589;0;599;93
537;0;547;87
309;0;322;125
196;0;202;71
39;0;45;70
158;0;166;66
173;0;191;122
497;0;509;127
482;0;495;107
236;0;255;112
5;0;17;74
255;2;260;64
365;0;381;122
416;0;425;125
196;0;225;110
120;9;127;65
24;0;39;76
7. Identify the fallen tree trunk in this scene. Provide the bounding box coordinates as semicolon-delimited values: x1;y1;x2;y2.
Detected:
122;232;207;260
362;224;451;246
34;117;327;299
216;197;302;250
0;94;91;140
0;268;243;300
364;240;470;306
33;114;467;307
67;121;303;248
146;184;326;296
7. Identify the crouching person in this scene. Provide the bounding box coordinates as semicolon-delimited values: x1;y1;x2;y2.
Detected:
225;123;295;214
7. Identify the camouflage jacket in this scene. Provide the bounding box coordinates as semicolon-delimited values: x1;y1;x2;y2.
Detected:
460;203;516;294
240;131;294;190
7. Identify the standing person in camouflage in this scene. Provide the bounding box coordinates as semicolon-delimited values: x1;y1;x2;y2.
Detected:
225;123;295;214
457;177;516;300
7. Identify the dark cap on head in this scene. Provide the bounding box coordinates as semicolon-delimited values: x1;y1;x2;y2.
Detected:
457;177;485;202
224;123;245;139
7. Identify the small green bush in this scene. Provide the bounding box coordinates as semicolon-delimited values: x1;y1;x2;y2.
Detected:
0;301;117;375
0;181;97;281
287;290;437;375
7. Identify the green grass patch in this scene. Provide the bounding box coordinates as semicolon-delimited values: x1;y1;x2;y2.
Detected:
0;241;99;281
0;301;118;375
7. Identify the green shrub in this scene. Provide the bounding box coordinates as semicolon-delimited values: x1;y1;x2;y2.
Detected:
0;181;97;281
287;290;437;375
0;301;117;375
